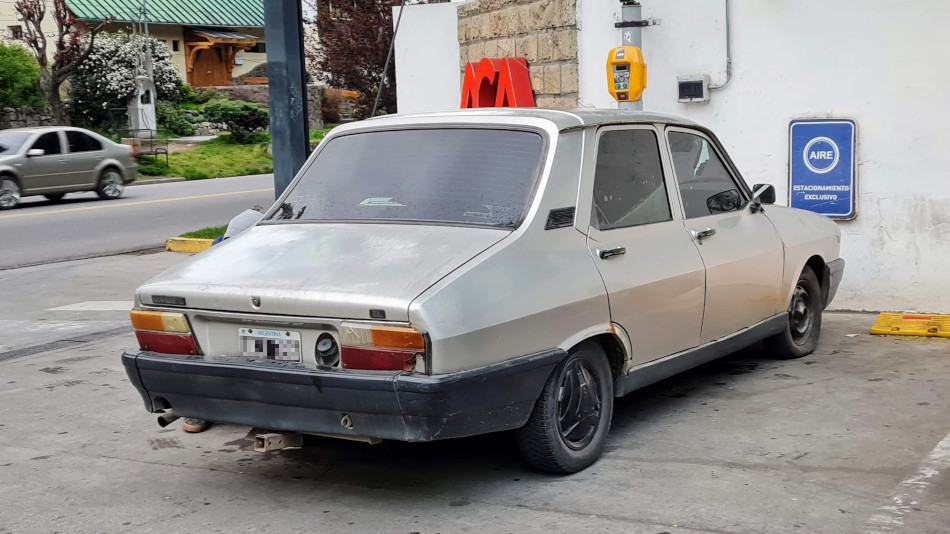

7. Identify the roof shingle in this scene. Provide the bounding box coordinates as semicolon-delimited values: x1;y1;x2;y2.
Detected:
67;0;265;28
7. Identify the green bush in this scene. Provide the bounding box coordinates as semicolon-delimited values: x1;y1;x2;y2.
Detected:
0;42;44;109
155;101;195;136
182;167;210;180
203;100;269;144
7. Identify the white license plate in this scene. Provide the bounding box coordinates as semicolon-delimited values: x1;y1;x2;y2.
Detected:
239;328;302;362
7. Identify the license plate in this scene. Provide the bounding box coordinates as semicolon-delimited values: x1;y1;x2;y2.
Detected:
239;328;302;362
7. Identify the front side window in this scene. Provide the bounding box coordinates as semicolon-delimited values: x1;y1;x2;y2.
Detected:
66;131;103;153
265;128;545;228
31;132;62;156
668;131;745;218
591;129;671;230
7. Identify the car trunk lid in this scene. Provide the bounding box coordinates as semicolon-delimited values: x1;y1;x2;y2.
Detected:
137;223;507;322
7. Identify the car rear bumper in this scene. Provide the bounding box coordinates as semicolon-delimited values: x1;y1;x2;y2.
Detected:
121;348;564;442
825;258;845;308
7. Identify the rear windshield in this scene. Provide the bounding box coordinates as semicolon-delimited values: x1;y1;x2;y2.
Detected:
0;132;31;155
265;128;545;228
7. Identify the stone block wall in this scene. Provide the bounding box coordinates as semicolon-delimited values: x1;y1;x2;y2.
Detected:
210;85;325;129
457;0;579;109
0;108;55;130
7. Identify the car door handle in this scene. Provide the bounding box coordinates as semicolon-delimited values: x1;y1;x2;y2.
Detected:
690;228;716;242
598;247;626;260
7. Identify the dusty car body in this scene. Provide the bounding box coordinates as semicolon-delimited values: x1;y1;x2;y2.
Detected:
0;126;137;209
122;109;844;473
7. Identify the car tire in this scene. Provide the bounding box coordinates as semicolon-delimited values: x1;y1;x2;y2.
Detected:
96;168;125;200
0;178;20;210
765;266;823;360
44;193;66;202
516;342;614;474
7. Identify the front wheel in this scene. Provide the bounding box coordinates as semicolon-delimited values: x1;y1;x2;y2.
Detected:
516;342;613;474
96;169;125;200
0;178;20;210
765;266;823;359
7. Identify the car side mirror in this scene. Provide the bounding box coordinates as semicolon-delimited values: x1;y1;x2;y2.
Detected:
706;189;742;214
752;184;776;205
26;149;45;158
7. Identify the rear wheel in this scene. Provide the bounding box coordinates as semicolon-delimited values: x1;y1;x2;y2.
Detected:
0;178;20;210
96;168;124;200
765;266;822;359
44;193;65;202
516;342;613;474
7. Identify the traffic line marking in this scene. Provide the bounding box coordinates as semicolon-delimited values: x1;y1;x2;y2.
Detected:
864;431;950;532
0;189;272;221
48;301;134;312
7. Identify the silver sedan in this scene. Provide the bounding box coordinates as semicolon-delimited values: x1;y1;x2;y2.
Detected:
0;126;138;209
122;109;844;473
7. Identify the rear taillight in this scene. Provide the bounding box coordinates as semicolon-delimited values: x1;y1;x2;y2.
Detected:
339;323;425;371
130;310;201;355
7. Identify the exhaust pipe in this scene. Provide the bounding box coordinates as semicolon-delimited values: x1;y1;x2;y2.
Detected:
156;409;180;427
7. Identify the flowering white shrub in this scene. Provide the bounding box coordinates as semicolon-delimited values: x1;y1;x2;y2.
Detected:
69;33;183;126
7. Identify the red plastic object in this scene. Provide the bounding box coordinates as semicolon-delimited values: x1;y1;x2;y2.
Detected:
341;347;416;371
136;331;200;355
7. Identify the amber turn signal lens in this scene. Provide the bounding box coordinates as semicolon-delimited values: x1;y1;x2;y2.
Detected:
130;310;190;333
370;326;425;350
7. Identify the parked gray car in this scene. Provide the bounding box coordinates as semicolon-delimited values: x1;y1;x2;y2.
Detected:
0;126;138;209
122;109;844;473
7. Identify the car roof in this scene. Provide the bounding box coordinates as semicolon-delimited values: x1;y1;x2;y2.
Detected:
361;108;701;131
1;126;91;134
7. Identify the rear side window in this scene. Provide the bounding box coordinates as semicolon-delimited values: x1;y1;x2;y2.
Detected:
267;128;545;228
592;129;671;230
668;131;745;218
66;130;103;153
31;132;62;155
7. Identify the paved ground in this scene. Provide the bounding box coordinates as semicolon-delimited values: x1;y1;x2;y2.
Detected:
0;175;274;270
0;253;948;533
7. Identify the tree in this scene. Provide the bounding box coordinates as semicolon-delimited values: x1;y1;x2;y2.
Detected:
69;33;183;126
14;0;112;124
308;0;403;117
0;42;45;109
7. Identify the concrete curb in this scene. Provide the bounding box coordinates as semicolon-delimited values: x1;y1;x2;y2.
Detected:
130;177;186;186
165;237;214;253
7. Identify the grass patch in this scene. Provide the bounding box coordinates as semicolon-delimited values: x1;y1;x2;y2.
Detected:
310;126;336;143
137;134;273;179
180;225;228;239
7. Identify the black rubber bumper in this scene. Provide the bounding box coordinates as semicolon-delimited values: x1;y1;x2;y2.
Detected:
122;348;565;442
826;258;846;308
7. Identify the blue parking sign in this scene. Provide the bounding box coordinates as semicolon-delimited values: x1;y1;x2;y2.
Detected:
789;119;856;219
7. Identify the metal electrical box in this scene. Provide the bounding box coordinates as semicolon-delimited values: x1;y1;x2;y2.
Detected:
677;75;710;103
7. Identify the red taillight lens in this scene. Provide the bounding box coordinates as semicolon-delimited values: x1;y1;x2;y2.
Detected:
341;347;416;371
136;331;200;355
339;323;425;371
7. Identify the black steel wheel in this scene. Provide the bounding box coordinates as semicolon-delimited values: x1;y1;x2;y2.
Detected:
766;266;823;359
516;342;613;473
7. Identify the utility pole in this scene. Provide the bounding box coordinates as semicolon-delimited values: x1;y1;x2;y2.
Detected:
264;0;310;199
615;1;659;111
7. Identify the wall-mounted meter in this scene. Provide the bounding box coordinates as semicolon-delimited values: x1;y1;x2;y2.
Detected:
677;75;711;103
607;46;647;102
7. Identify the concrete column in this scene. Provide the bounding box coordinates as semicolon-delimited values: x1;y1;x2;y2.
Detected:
264;0;310;198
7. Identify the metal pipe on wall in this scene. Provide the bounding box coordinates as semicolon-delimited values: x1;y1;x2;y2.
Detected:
708;0;732;90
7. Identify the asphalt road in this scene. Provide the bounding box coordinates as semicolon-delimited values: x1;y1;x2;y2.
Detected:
0;175;275;270
1;252;949;532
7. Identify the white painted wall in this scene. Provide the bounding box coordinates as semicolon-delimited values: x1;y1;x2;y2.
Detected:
393;3;461;115
579;0;950;313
